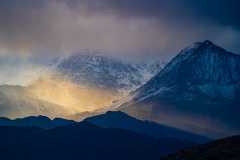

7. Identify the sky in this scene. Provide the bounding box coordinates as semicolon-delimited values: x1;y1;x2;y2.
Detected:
0;0;239;60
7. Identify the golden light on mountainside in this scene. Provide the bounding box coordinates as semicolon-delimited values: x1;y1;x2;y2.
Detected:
27;77;120;116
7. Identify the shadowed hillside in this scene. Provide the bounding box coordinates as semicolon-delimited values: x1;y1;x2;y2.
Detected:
0;122;193;160
163;135;240;160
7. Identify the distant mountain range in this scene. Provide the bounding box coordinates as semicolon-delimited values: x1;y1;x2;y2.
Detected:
120;40;240;137
0;53;164;119
0;41;239;160
0;115;75;129
163;135;240;160
0;41;239;139
0;111;209;143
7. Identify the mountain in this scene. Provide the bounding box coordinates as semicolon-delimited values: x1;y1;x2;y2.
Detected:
85;111;210;143
0;115;75;129
0;122;193;160
163;135;240;160
0;111;209;143
0;85;69;119
120;40;240;137
54;53;164;93
0;53;164;120
0;80;115;120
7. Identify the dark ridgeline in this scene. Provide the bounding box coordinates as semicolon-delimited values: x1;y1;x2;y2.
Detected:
0;111;210;143
0;115;75;129
0;121;192;160
163;135;240;160
0;112;205;160
85;111;210;144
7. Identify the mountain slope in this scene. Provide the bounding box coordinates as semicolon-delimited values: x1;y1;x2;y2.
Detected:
163;135;240;160
0;53;163;120
54;53;163;93
0;81;116;120
0;122;192;160
133;40;240;100
0;85;69;119
120;40;240;137
85;111;209;143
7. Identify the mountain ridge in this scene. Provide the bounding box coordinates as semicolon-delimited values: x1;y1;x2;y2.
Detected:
85;111;210;143
120;40;240;137
54;53;164;93
0;120;193;160
132;40;240;101
0;115;75;129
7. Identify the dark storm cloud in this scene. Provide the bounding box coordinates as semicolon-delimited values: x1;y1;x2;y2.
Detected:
0;0;239;58
65;0;240;28
183;0;240;28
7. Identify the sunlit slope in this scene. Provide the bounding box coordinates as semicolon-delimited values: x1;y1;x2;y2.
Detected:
0;85;68;119
0;77;120;119
28;77;120;113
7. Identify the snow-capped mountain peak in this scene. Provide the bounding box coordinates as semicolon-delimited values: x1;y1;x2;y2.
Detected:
133;40;240;101
178;40;226;58
120;41;240;137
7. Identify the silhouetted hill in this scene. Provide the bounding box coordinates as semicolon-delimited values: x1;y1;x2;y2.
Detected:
0;122;193;160
163;135;240;160
0;116;75;129
85;111;210;143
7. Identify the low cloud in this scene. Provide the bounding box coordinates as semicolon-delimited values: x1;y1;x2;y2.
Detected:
0;0;239;59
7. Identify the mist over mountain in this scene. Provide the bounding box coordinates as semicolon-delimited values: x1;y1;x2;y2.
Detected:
0;53;164;120
0;1;239;159
0;85;68;119
0;79;117;120
0;40;239;160
120;40;240;138
54;53;164;93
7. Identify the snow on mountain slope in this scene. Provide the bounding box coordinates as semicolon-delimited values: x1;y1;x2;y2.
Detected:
133;40;240;101
0;50;166;120
54;53;164;93
120;40;240;137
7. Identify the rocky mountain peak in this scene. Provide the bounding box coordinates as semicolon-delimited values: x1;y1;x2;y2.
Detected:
132;40;240;101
